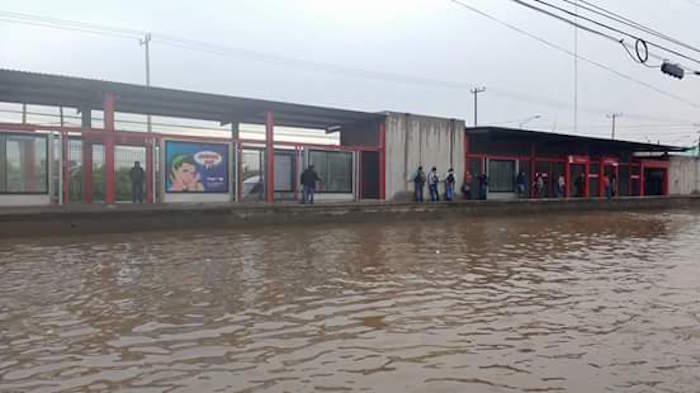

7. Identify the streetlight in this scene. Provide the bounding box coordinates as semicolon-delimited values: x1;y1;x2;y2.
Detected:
519;115;542;129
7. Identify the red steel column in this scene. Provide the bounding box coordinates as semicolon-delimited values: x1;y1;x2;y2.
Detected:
584;160;590;198
565;157;571;198
265;111;275;203
146;140;154;203
529;143;536;198
378;121;386;200
62;132;70;203
104;92;116;204
598;158;604;198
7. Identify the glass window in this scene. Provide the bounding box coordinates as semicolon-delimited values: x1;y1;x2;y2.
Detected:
488;159;515;193
0;133;48;193
241;149;264;201
274;152;294;192
309;150;352;193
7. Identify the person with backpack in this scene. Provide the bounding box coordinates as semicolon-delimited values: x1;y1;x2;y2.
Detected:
462;171;473;200
411;166;426;202
300;164;321;204
428;167;440;202
444;168;456;201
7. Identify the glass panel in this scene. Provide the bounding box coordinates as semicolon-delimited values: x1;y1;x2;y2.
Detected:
589;163;600;175
488;159;515;193
552;162;565;197
68;139;83;201
274;152;294;192
92;144;105;202
589;175;599;198
468;158;483;197
309;150;352;193
241;149;264;201
114;145;147;202
1;133;48;193
619;165;630;196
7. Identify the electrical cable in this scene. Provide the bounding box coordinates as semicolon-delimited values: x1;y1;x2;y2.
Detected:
448;0;700;109
510;0;700;66
561;0;700;56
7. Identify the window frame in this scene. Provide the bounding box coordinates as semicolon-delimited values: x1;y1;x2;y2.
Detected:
0;132;50;195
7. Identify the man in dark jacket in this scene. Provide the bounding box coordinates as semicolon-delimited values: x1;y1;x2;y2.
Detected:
300;164;321;204
129;161;146;203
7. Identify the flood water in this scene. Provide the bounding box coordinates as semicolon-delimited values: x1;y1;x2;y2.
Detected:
1;210;700;392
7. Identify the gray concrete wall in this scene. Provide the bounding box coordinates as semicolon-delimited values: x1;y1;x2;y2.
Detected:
385;113;465;200
669;156;700;195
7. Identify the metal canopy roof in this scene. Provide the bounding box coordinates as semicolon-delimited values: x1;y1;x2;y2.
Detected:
468;126;688;153
0;68;384;130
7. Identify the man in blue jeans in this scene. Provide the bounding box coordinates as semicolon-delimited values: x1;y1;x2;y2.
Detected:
300;164;321;204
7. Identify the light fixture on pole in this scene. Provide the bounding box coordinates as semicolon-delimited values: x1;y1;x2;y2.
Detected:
519;115;541;129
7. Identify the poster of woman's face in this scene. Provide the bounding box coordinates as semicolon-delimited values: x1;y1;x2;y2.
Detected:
165;141;228;193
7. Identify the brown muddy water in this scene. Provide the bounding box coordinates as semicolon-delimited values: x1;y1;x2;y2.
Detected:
1;210;699;393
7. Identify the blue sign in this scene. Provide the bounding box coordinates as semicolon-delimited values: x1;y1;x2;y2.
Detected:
165;141;228;193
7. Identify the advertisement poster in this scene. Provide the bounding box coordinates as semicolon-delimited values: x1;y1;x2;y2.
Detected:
165;141;228;193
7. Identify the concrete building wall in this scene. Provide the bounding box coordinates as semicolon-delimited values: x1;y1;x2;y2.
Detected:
669;156;700;195
385;113;465;200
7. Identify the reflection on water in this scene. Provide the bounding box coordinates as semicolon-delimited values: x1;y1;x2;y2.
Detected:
1;210;700;392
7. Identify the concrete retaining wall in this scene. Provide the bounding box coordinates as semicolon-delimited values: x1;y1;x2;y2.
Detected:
385;113;465;201
669;156;700;195
1;197;698;239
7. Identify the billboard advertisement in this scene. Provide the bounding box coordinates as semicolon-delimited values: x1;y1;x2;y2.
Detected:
165;141;229;193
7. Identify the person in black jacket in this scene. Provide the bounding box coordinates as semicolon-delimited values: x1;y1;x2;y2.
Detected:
129;161;146;203
300;164;321;204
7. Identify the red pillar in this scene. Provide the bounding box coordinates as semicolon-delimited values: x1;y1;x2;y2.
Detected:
62;132;70;203
529;143;536;198
146;142;154;203
598;158;604;198
565;158;571;198
378;121;386;200
265;111;275;203
584;160;590;198
103;93;116;204
640;163;646;196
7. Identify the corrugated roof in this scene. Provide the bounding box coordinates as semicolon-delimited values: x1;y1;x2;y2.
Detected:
468;126;688;153
0;68;384;130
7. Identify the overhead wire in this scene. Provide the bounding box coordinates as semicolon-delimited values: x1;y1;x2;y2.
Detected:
510;0;700;67
561;0;700;56
448;0;700;109
2;6;700;130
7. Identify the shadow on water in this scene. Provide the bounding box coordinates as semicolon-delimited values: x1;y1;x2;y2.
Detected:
0;209;699;392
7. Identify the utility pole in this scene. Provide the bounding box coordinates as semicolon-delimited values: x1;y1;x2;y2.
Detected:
607;113;622;140
470;86;486;127
140;33;152;133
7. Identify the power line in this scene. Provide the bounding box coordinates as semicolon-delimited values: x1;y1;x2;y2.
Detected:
561;0;700;56
448;0;700;109
510;0;700;66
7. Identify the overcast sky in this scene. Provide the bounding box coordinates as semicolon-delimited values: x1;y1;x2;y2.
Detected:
1;0;700;146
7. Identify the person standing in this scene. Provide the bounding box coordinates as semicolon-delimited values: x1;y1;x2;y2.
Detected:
411;166;426;202
428;167;440;202
462;171;473;200
129;161;146;204
516;171;527;198
300;164;321;204
478;172;488;200
557;173;566;198
535;173;545;198
444;168;456;201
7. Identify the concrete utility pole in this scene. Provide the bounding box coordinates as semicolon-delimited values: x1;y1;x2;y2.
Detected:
607;113;622;140
140;33;152;133
471;87;486;127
